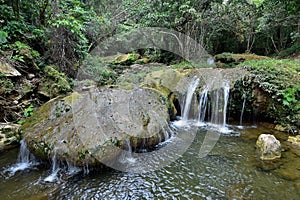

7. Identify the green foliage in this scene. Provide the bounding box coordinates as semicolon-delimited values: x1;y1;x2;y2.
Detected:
278;44;300;58
80;55;117;86
0;30;8;45
242;59;300;128
18;104;35;125
0;72;14;94
42;66;72;96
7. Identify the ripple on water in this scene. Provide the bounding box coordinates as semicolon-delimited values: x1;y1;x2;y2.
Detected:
1;127;300;200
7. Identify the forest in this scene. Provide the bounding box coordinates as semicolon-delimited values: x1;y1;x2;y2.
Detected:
0;0;299;73
0;0;299;130
0;1;300;199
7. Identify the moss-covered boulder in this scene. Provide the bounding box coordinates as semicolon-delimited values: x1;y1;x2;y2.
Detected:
21;88;170;167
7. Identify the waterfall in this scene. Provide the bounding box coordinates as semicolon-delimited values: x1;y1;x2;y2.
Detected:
119;139;136;164
182;77;200;121
66;161;81;175
222;81;230;128
3;139;38;176
197;86;209;125
239;93;247;126
44;152;60;182
174;76;199;127
208;80;231;133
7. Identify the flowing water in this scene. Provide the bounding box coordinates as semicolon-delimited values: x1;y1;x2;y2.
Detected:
1;78;299;199
0;125;299;200
239;94;247;126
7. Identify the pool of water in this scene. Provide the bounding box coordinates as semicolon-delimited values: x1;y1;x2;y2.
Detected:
1;125;299;199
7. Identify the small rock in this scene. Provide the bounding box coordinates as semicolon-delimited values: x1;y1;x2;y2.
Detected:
0;61;21;76
256;134;281;160
287;135;300;146
275;124;286;132
27;73;35;80
13;100;18;104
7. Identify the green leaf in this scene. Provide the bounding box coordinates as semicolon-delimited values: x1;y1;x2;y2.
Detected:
0;30;8;45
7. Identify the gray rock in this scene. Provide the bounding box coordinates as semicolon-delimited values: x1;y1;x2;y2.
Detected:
256;134;281;160
0;61;21;76
22;88;170;166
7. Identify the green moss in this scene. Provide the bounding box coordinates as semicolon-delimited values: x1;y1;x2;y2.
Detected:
39;66;71;98
240;59;300;130
215;53;269;68
113;53;140;65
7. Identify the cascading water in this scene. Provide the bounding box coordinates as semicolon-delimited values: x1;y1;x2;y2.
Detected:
182;77;200;122
3;139;38;176
174;76;199;127
44;152;60;182
120;139;136;164
197;86;209;126
222;81;230;128
239;93;247;126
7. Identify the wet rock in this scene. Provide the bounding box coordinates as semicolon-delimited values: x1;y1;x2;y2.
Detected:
21;88;170;167
256;134;281;160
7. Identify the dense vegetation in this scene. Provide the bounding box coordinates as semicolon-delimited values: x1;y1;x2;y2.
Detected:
0;0;299;130
1;0;299;74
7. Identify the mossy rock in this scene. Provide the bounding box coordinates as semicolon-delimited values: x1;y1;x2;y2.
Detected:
215;53;269;68
21;88;170;167
113;53;140;65
38;66;71;98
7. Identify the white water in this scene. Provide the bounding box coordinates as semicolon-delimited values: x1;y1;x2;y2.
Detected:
197;86;209;126
222;81;230;128
119;139;136;164
3;139;38;176
175;78;233;134
240;93;247;126
44;153;60;182
174;77;199;127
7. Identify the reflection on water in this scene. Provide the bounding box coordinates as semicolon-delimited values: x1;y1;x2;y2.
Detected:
0;126;299;200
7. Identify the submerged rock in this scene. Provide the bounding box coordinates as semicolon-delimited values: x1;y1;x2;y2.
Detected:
21;88;170;166
256;134;281;160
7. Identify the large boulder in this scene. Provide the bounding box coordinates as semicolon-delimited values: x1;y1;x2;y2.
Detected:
256;134;281;160
21;88;170;166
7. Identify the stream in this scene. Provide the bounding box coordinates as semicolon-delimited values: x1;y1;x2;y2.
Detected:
1;125;299;199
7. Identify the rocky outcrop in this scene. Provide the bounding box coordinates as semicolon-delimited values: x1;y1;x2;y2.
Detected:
256;134;281;160
21;88;170;166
